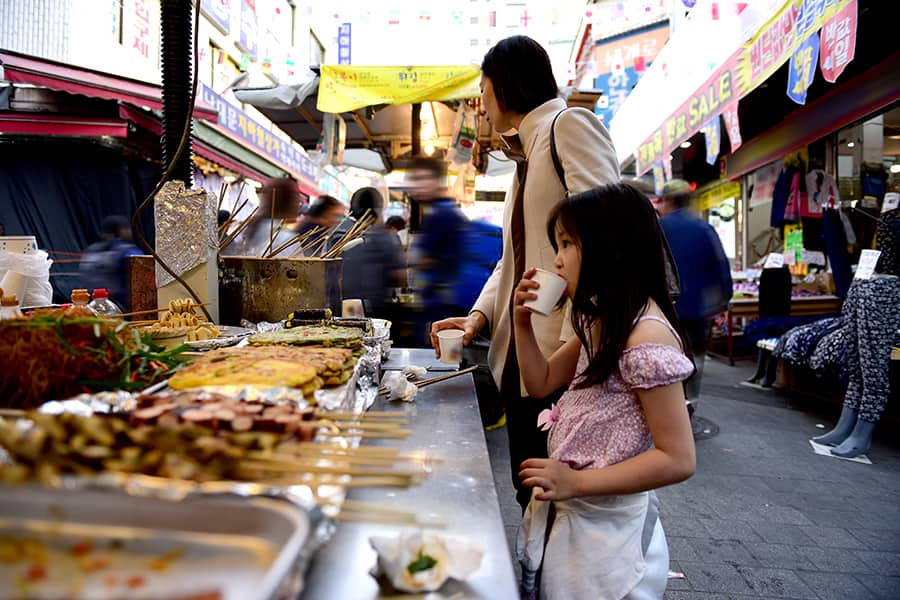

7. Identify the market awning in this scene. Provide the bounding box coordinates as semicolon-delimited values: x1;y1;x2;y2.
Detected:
236;84;462;162
0;113;128;137
610;0;857;174
235;66;481;163
0;50;217;121
193;118;290;182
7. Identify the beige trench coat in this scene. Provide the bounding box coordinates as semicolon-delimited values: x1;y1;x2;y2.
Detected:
471;97;619;395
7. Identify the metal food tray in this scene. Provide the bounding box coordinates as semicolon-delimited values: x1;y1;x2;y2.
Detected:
0;483;317;600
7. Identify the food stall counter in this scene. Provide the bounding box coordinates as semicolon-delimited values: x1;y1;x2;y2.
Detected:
301;349;519;599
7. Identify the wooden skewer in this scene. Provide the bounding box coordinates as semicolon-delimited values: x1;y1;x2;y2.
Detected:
315;419;408;432
324;416;409;426
0;408;27;419
318;429;411;439
263;475;416;488
323;213;375;259
299;228;329;253
219;206;259;252
263;218;286;257
267;188;276;257
248;450;410;468
117;302;212;320
216;182;227;214
267;222;322;258
219;196;249;237
316;410;408;420
414;365;478;388
293;441;404;456
242;459;423;479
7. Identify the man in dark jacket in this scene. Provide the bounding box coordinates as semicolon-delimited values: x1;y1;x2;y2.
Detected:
79;215;142;311
408;157;468;343
657;180;733;400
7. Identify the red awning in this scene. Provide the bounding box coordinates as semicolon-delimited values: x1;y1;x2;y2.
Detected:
0;113;128;137
0;50;217;121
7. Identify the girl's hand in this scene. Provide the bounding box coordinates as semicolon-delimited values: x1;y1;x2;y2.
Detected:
513;268;540;327
519;458;579;501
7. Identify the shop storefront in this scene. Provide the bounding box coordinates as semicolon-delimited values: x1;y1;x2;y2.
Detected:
613;1;899;412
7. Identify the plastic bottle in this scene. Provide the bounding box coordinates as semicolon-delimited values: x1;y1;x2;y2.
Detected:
70;288;96;314
0;293;24;320
87;288;123;317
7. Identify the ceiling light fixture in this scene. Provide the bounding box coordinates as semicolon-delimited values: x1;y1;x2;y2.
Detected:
680;141;692;149
890;164;900;174
847;141;855;148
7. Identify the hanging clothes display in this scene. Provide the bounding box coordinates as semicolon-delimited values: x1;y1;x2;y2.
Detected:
875;209;900;276
772;317;844;367
842;277;900;423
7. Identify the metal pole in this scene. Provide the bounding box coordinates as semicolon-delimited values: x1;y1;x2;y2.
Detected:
411;103;421;156
159;0;194;186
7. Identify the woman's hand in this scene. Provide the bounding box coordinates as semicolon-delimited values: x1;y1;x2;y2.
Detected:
430;313;485;359
519;458;580;501
513;268;540;327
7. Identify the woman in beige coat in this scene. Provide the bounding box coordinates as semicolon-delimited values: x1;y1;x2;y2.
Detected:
431;35;619;511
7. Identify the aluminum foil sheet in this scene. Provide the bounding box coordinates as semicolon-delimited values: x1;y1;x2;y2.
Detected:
154;180;217;287
38;391;136;415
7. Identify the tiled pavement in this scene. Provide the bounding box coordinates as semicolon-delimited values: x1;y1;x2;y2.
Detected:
484;358;900;599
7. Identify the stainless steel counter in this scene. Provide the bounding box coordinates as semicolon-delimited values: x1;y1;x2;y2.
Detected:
301;348;519;599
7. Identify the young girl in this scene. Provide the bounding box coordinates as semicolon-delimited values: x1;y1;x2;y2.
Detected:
513;183;697;599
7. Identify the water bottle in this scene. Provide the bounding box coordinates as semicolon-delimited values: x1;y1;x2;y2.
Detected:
88;288;123;317
0;293;24;320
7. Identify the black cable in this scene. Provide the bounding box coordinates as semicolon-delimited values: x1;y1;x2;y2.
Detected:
131;0;213;322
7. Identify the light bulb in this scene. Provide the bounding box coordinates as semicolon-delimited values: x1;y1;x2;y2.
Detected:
890;164;900;174
680;141;692;149
847;141;855;148
424;143;435;156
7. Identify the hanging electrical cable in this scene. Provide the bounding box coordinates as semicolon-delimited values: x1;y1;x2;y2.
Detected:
130;0;213;322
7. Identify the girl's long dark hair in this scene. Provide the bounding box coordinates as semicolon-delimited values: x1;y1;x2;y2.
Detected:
547;183;690;389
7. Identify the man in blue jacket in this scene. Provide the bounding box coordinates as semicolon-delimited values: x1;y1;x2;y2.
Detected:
657;180;733;401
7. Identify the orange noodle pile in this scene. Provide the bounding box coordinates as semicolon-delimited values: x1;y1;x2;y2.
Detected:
0;307;188;409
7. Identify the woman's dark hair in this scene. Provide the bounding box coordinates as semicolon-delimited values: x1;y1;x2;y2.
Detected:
306;194;342;219
350;187;384;219
546;183;690;389
481;35;558;115
385;216;407;231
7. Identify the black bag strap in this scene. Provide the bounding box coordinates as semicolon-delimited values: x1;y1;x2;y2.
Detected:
549;109;569;197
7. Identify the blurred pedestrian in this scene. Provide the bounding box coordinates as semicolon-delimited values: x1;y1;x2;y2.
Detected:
657;179;733;401
243;177;302;257
339;187;405;317
79;215;142;311
408;157;469;342
430;34;619;512
296;195;346;238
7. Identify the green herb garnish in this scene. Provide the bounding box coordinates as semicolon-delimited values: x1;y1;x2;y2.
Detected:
406;547;438;575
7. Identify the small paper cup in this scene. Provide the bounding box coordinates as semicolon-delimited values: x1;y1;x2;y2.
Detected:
437;329;464;364
523;268;567;316
342;298;365;318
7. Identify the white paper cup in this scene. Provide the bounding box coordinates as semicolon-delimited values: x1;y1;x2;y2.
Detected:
342;298;365;318
523;268;567;316
437;329;465;364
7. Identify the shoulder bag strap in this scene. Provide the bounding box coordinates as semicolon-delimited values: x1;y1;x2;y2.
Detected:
549;109;569;197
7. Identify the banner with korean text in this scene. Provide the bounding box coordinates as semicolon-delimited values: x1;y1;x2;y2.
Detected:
317;65;481;113
635;0;855;175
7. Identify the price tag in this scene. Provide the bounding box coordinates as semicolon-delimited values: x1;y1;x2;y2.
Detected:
883;192;899;214
763;253;785;269
800;250;826;265
854;249;882;280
